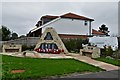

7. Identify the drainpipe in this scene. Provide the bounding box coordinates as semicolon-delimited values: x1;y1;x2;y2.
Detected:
89;21;92;36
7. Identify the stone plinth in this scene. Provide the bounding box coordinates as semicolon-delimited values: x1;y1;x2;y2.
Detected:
3;44;22;53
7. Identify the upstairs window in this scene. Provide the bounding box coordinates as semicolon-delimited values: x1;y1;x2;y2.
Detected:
84;21;88;26
44;32;53;40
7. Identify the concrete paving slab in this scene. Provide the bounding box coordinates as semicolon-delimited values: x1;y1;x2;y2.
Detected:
69;53;119;71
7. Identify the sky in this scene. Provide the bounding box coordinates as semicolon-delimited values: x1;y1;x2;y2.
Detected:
1;0;119;36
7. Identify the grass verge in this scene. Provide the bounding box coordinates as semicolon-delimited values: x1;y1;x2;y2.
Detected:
95;57;120;67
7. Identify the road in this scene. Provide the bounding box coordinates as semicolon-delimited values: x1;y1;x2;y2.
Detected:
53;69;120;80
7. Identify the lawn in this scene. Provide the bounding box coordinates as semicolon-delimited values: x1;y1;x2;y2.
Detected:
2;55;103;79
95;57;120;67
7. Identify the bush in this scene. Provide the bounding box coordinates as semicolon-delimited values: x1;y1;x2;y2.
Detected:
62;38;88;53
22;45;28;51
102;46;113;57
112;49;120;59
22;45;35;51
28;45;36;51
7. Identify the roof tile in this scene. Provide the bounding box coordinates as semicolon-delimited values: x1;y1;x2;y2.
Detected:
92;29;105;35
61;12;94;21
41;12;94;21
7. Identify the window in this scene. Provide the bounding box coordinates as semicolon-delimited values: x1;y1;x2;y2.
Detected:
44;32;53;40
39;43;58;49
40;43;46;49
53;43;58;49
48;44;51;49
84;21;88;26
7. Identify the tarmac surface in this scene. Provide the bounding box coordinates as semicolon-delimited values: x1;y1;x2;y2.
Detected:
53;69;120;80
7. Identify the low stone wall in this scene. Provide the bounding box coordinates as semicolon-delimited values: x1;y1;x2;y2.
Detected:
2;37;40;46
0;37;40;52
3;44;22;53
80;46;101;58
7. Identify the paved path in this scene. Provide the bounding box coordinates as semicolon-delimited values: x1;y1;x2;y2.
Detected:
68;53;119;71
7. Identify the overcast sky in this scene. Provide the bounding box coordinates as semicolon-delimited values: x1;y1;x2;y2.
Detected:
1;1;119;36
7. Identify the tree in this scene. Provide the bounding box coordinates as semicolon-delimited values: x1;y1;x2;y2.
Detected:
98;24;110;36
0;25;11;41
0;25;19;41
11;32;18;40
19;35;26;38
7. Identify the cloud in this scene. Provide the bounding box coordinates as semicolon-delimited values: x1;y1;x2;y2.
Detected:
2;2;118;36
2;0;119;2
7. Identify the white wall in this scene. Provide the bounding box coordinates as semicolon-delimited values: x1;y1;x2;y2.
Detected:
89;36;118;51
42;18;91;35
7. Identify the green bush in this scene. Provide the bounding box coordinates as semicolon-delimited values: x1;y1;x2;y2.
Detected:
22;45;28;51
22;45;35;51
62;38;88;53
102;46;113;57
112;49;120;59
28;45;36;51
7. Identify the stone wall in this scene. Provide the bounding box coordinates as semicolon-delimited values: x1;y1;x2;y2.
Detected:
2;37;40;46
80;46;101;58
3;44;22;53
0;37;39;52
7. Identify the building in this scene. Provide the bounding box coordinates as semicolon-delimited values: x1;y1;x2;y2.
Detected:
89;36;118;51
27;12;94;38
92;29;106;36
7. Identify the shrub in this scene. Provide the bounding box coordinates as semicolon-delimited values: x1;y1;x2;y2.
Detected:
28;45;36;51
102;46;113;57
22;45;28;51
62;38;88;53
112;49;120;59
22;45;35;51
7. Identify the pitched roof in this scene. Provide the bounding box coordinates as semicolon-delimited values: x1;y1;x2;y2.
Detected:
60;13;94;21
92;29;105;35
30;12;94;33
41;15;59;19
40;12;94;21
